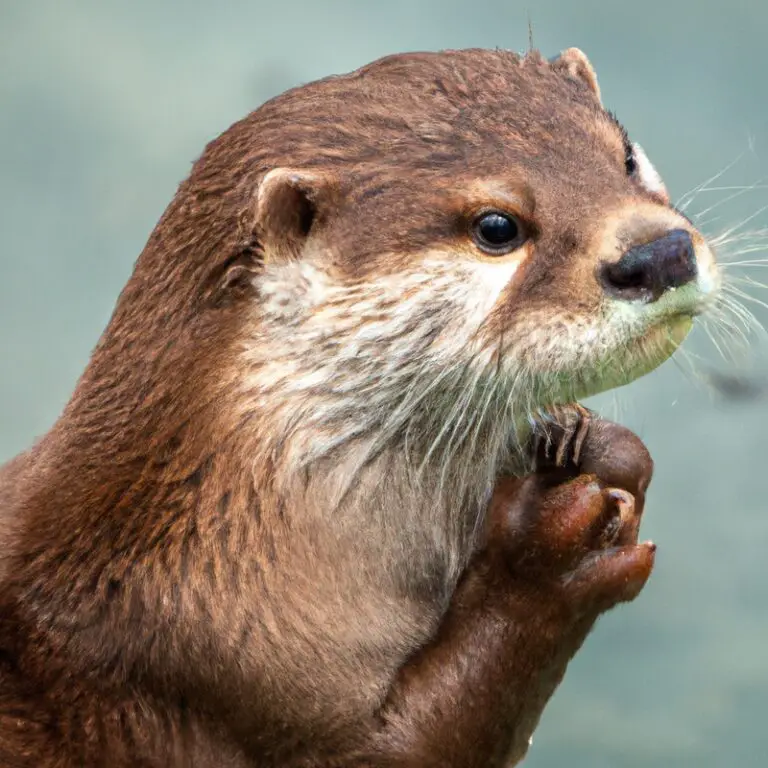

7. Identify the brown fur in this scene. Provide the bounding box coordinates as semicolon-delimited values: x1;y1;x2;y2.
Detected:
0;47;708;766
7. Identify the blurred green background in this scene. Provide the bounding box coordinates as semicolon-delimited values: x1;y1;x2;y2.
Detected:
2;1;768;764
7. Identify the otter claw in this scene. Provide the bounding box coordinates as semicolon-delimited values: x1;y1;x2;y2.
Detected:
607;488;635;525
532;403;593;470
596;488;634;548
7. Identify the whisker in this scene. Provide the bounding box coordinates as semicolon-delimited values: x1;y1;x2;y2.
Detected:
676;150;749;212
723;283;768;314
709;227;768;247
730;275;768;294
691;179;768;223
712;287;768;344
710;203;768;244
688;185;768;193
720;254;768;266
670;343;709;393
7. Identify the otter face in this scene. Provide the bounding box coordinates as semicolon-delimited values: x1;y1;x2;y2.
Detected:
233;48;718;457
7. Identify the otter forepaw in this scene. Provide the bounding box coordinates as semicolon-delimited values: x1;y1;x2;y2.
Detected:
540;477;655;612
531;408;653;505
488;472;655;614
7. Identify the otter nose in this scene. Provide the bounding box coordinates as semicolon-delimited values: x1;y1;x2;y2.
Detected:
600;229;697;303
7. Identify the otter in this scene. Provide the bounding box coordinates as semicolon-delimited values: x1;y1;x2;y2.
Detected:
0;48;717;766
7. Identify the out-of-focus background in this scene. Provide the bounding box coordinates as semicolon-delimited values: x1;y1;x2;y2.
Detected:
2;1;768;764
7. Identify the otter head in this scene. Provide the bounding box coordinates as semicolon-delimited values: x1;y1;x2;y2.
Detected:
87;48;715;496
210;48;718;476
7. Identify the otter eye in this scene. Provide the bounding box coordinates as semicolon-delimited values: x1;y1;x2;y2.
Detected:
471;212;526;254
624;143;637;176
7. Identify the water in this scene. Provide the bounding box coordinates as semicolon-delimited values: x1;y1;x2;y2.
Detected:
2;1;767;764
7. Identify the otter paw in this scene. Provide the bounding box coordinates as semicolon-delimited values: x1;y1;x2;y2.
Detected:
489;473;655;613
535;475;654;611
575;418;654;502
531;408;654;505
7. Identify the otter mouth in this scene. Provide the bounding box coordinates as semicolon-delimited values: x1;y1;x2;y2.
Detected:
619;311;693;379
646;313;694;350
567;232;719;403
571;313;694;401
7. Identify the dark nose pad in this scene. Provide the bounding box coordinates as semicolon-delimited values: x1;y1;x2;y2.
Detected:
600;229;697;303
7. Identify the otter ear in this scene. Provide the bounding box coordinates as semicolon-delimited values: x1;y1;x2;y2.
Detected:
550;48;602;103
254;168;337;262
